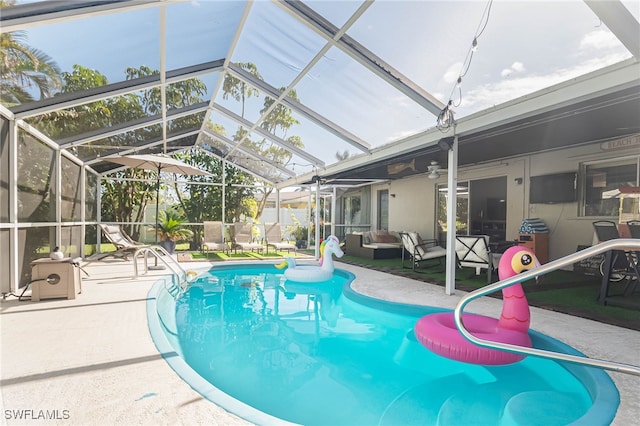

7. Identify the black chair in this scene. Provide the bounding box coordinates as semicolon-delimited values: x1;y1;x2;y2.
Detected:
592;220;620;242
592;221;639;303
627;220;640;239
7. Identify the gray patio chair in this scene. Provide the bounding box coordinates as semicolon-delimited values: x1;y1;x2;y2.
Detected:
232;222;264;254
202;221;229;255
264;223;297;254
400;232;446;271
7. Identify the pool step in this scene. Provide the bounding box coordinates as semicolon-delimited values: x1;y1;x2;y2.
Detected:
165;282;182;298
500;391;586;425
379;374;476;425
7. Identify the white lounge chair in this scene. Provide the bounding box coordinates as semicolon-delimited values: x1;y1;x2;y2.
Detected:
455;235;499;283
400;232;446;271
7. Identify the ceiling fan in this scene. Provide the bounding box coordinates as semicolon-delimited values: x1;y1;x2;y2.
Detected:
427;160;445;179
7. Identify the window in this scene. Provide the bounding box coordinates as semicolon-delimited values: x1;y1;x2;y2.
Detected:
343;194;361;225
581;157;639;217
377;190;389;230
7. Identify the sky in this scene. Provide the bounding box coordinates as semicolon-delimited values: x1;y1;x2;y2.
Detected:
11;0;639;171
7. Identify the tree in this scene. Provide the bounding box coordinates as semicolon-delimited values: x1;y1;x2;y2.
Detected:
174;143;257;249
250;88;304;219
222;62;262;117
0;0;62;106
217;62;306;222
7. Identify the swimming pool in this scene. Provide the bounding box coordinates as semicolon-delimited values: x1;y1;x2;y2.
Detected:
147;264;619;425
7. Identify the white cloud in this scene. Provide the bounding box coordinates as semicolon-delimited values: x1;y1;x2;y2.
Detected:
456;51;630;115
443;62;463;84
501;61;526;78
511;62;525;73
579;30;620;52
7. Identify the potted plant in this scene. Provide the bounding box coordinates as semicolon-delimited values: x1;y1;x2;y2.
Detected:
292;226;309;249
155;209;193;254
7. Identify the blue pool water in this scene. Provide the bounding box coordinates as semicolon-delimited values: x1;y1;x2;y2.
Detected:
147;264;619;425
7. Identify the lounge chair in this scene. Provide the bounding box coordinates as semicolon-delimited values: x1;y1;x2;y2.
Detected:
232;222;264;253
455;235;499;284
202;221;229;255
264;223;297;254
400;232;446;271
90;224;148;261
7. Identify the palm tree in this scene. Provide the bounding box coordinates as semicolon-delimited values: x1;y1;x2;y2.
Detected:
335;150;350;161
0;0;62;106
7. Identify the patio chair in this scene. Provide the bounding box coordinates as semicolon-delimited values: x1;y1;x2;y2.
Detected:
90;224;148;261
455;235;498;284
202;221;229;255
592;220;639;300
264;223;297;254
400;232;446;271
232;222;264;254
592;220;621;242
592;220;628;281
627;220;640;239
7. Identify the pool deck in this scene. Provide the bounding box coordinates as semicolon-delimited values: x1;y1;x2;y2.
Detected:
1;258;639;425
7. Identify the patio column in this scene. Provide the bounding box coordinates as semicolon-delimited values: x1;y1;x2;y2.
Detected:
275;188;281;224
222;158;226;225
445;133;459;295
8;115;19;294
314;178;321;260
331;186;337;237
55;148;62;249
97;175;102;252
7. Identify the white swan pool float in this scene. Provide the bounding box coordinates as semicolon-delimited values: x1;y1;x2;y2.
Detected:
275;235;344;282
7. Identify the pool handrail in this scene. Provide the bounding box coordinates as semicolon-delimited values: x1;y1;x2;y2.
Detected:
133;245;190;292
454;238;640;376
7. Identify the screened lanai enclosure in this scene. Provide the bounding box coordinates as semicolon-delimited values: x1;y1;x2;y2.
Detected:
1;0;639;293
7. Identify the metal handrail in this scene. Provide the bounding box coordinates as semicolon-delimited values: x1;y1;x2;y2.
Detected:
133;245;190;291
454;238;640;376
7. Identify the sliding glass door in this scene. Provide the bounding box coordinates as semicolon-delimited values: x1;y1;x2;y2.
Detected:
437;182;469;245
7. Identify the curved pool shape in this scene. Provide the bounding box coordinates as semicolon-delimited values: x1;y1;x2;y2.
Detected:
147;264;619;425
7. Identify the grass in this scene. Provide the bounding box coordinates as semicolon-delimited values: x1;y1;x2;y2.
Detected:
334;254;640;331
189;249;308;262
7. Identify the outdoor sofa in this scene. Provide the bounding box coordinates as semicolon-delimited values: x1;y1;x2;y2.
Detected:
345;231;403;259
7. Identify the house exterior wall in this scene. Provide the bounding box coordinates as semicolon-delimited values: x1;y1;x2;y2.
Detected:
374;134;639;264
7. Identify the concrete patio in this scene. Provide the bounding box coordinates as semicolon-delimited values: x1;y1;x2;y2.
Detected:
1;258;638;425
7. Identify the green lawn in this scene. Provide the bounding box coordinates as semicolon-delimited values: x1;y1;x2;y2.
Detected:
190;249;303;261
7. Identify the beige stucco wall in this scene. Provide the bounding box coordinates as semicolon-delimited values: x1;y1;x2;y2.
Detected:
373;134;639;263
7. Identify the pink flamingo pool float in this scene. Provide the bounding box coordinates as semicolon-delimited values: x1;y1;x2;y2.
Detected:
414;246;540;365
